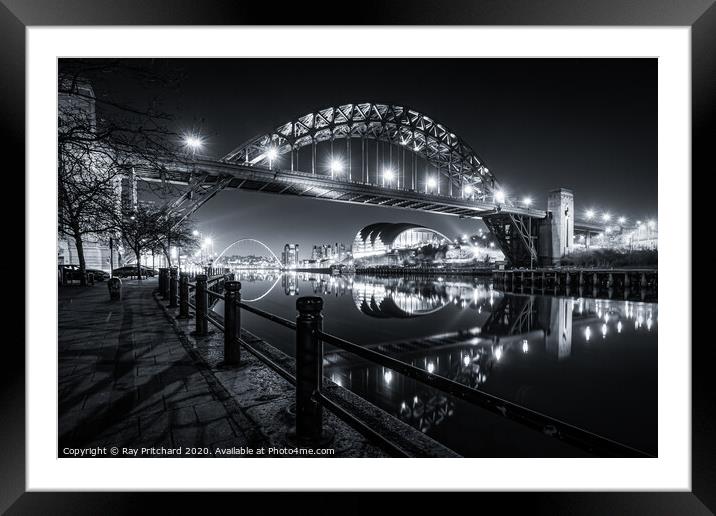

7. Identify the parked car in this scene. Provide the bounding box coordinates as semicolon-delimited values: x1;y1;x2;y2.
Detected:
112;265;156;278
86;268;110;281
59;264;83;283
59;265;109;283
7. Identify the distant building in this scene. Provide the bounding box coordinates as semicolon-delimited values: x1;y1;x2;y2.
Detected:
352;223;450;264
627;221;658;250
282;243;300;267
333;242;347;261
57;79;126;272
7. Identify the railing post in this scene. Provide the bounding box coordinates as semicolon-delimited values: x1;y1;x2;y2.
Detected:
178;272;190;318
158;268;167;295
223;280;242;365
294;296;324;442
169;267;178;308
161;267;171;299
194;274;208;336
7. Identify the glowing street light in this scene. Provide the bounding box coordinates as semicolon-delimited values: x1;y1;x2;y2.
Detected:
495;190;506;204
585;209;595;220
330;158;343;179
383;167;395;185
602;212;612;222
192;229;199;236
183;133;204;158
426;177;438;192
463;184;474;197
266;147;278;170
522;196;533;207
618;216;626;225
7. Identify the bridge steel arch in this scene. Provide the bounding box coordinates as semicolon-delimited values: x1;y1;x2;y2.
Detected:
214;238;283;267
222;102;499;198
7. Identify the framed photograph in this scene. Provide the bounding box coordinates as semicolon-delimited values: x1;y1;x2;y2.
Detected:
7;0;710;512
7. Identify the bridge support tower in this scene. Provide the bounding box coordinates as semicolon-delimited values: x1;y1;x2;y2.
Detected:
484;187;574;268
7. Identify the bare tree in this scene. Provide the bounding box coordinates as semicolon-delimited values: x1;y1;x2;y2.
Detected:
154;215;200;268
116;205;164;280
57;59;184;285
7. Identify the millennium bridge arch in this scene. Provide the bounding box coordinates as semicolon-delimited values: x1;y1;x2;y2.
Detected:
214;238;282;269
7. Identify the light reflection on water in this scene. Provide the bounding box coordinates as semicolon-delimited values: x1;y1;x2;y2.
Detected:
215;271;658;457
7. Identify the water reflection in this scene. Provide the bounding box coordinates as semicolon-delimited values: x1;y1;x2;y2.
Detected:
225;271;657;455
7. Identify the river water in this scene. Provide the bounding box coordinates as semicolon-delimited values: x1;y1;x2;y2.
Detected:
214;271;657;457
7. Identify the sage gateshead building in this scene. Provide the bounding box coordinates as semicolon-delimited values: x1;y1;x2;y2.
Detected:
352;222;450;264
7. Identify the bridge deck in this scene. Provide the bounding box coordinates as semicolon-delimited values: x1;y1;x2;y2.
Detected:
138;158;547;219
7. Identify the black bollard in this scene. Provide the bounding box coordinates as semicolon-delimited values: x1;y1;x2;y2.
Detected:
223;281;242;365
178;273;190;319
194;274;208;336
169;268;178;308
294;296;325;442
159;268;170;299
158;268;166;294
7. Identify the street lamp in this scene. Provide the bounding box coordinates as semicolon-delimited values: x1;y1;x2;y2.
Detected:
383;167;395;186
463;184;473;198
495;190;506;204
602;212;611;222
585;209;595;220
426;177;437;193
330;158;343;179
618;216;626;225
183;133;205;159
522;196;532;207
266;147;278;170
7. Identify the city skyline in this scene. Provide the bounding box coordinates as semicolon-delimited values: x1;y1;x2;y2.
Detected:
90;57;657;257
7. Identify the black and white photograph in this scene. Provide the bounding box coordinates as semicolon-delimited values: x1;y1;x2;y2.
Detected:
3;0;709;508
57;57;659;459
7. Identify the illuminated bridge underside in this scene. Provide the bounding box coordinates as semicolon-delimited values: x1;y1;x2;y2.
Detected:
223;102;498;196
138;159;546;221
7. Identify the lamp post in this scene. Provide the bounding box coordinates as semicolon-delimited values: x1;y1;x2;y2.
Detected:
426;177;437;194
383;168;395;187
183;133;204;159
330;158;343;180
267;147;278;170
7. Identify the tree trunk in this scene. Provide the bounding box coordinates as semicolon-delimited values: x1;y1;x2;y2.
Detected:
72;227;87;287
135;247;143;280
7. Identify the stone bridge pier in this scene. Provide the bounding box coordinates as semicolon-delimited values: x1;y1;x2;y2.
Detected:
483;188;575;268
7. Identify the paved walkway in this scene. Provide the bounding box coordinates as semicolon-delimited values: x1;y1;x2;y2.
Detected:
59;279;265;457
58;279;393;457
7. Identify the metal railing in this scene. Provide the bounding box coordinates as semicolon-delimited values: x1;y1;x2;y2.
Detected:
164;270;651;458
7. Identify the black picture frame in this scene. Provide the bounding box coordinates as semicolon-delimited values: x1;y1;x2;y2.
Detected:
3;1;710;512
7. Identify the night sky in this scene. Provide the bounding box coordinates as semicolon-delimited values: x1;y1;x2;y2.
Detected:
88;58;658;256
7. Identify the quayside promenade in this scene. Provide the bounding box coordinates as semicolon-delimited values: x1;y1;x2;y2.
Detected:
58;279;450;457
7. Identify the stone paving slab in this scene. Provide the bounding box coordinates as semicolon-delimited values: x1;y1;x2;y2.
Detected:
164;292;456;458
58;280;262;457
59;279;454;457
